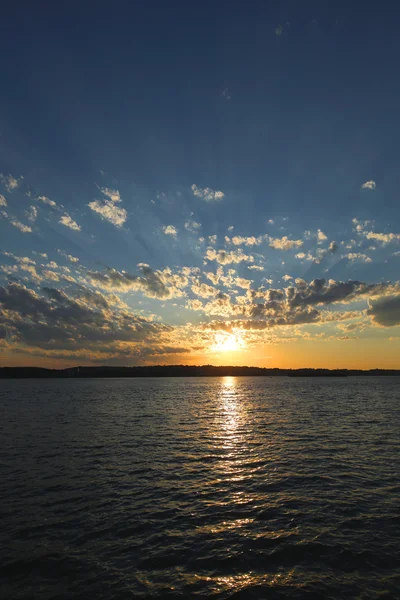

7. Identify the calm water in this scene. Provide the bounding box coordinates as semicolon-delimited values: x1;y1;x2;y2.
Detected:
0;377;399;599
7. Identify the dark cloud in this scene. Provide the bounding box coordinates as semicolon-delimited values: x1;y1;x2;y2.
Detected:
0;282;171;352
87;264;171;298
367;295;400;326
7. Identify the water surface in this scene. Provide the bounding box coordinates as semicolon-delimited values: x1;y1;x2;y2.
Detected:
1;377;399;598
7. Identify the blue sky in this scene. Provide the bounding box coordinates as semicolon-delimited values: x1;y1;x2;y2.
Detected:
1;2;400;367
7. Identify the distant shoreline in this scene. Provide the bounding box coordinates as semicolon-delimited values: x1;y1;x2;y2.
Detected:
1;366;400;378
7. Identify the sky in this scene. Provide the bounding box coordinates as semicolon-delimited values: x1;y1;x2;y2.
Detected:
1;1;400;369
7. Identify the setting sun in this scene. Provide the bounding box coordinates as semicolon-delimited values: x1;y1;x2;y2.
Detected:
212;331;246;353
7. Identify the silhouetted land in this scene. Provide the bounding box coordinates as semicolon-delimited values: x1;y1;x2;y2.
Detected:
1;366;400;378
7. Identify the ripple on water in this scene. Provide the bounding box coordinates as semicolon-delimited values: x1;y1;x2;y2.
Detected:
0;376;399;599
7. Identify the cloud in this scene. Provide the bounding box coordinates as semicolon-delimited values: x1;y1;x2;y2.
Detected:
347;253;372;263
368;295;400;326
361;180;376;190
58;250;79;263
185;220;201;231
37;195;57;207
205;248;254;265
88;199;127;227
100;187;121;202
208;235;217;245
25;206;38;222
268;235;303;250
317;229;328;242
87;263;187;299
364;231;400;244
248;265;264;271
234;277;252;289
1;174;22;191
282;274;293;281
59;215;81;231
0;282;171;354
10;219;32;233
191;184;225;202
162;225;177;237
0;194;7;207
231;235;262;246
191;282;217;298
328;241;338;253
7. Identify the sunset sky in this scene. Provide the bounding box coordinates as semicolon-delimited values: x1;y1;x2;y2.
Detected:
1;2;400;368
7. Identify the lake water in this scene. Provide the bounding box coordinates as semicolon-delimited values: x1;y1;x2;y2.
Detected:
0;377;399;599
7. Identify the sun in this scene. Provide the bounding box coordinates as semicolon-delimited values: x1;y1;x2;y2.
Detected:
212;331;246;353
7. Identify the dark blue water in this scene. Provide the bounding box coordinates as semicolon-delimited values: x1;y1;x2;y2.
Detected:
0;377;399;599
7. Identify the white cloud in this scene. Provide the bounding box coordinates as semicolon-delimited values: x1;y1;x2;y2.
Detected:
191;282;217;298
347;253;372;263
184;220;201;231
37;195;57;207
295;252;314;261
1;174;22;191
57;249;79;263
268;219;275;225
317;229;328;242
100;187;121;202
59;215;81;231
361;180;376;190
191;184;225;202
268;235;303;250
205;248;254;265
248;265;264;271
234;277;252;289
88;199;127;227
231;235;262;246
0;194;7;207
208;235;217;245
282;274;293;281
364;231;400;244
163;225;177;237
10;219;32;233
25;206;38;222
228;225;234;231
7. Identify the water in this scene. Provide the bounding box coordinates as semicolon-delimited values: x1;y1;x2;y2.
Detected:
0;376;399;599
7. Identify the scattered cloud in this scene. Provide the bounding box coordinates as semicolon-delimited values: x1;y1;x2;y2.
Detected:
361;180;376;190
25;206;38;222
205;248;254;265
230;235;262;246
57;250;79;263
347;253;372;263
88;187;127;227
163;225;177;237
248;265;264;271
364;231;400;244
87;263;187;299
268;235;303;250
10;219;32;233
317;229;328;242
1;174;22;191
37;195;57;208
185;220;201;231
0;194;7;207
100;187;121;202
59;215;81;231
191;184;225;202
88;199;127;227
